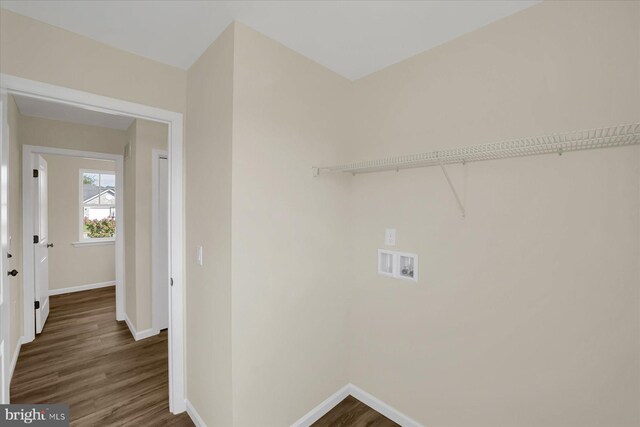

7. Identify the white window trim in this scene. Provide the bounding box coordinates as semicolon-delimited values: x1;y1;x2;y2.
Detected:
72;240;115;247
79;168;116;243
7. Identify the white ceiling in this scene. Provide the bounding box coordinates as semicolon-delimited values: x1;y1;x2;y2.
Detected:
14;95;135;130
1;1;539;81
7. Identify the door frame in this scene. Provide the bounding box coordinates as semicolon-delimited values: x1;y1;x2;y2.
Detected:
0;90;10;403
151;148;168;335
23;146;124;332
0;74;186;414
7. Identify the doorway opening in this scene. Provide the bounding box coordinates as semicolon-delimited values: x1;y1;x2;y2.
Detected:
0;74;185;414
23;146;124;336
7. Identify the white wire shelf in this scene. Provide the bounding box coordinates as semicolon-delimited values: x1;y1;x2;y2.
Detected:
313;123;640;176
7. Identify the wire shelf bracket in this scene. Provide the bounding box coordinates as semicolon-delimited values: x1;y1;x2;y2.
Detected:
438;157;465;219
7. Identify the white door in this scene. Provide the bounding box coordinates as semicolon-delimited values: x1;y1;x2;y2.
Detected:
34;155;50;334
157;156;169;330
0;94;10;403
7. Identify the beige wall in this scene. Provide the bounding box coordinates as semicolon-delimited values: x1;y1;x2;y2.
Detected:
185;5;639;425
43;155;116;290
18;115;128;155
7;95;23;364
230;23;353;426
0;9;186;114
124;119;167;331
185;24;234;427
3;2;638;426
347;1;640;426
185;22;353;426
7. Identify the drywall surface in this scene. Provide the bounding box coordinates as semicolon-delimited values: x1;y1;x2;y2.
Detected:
7;95;23;363
42;155;116;290
347;1;640;426
18;115;128;155
185;23;235;427
0;9;186;114
124;119;167;332
133;119;167;331
231;22;353;426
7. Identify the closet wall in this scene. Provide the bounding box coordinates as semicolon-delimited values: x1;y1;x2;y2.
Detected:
124;118;168;332
185;21;354;426
185;22;235;427
347;1;640;426
231;22;353;426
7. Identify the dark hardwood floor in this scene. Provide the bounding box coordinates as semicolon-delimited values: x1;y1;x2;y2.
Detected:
10;287;193;426
312;395;400;427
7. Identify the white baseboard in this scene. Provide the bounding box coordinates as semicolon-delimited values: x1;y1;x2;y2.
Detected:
290;384;351;427
48;281;115;296
123;313;156;341
185;399;207;427
9;336;23;383
290;383;422;427
349;383;423;427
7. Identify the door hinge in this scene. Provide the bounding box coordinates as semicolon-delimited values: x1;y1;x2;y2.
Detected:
33;235;39;244
34;300;40;309
170;278;174;287
33;169;39;178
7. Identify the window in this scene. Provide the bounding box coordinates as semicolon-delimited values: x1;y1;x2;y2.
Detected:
80;170;116;241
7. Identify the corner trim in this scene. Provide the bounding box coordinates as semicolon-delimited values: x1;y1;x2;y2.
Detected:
124;314;156;341
349;383;423;427
290;383;423;427
185;399;207;427
9;336;23;383
48;281;115;296
290;384;351;427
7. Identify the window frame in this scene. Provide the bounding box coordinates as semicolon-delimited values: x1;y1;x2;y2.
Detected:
79;168;117;243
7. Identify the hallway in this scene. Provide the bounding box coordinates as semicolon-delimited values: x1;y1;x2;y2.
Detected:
10;287;193;426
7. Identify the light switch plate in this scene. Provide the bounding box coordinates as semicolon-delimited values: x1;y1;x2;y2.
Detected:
196;246;203;266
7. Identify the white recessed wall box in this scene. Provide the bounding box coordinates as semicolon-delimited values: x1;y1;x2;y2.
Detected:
377;249;395;277
396;251;418;282
377;249;418;282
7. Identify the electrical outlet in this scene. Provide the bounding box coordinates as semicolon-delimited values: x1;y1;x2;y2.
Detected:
384;228;396;246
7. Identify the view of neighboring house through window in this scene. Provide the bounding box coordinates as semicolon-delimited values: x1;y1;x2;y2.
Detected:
81;170;116;240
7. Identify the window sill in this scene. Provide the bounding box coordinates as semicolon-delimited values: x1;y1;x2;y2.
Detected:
72;240;115;247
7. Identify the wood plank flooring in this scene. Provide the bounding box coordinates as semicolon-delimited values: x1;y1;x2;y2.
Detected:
10;287;193;426
312;395;400;427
